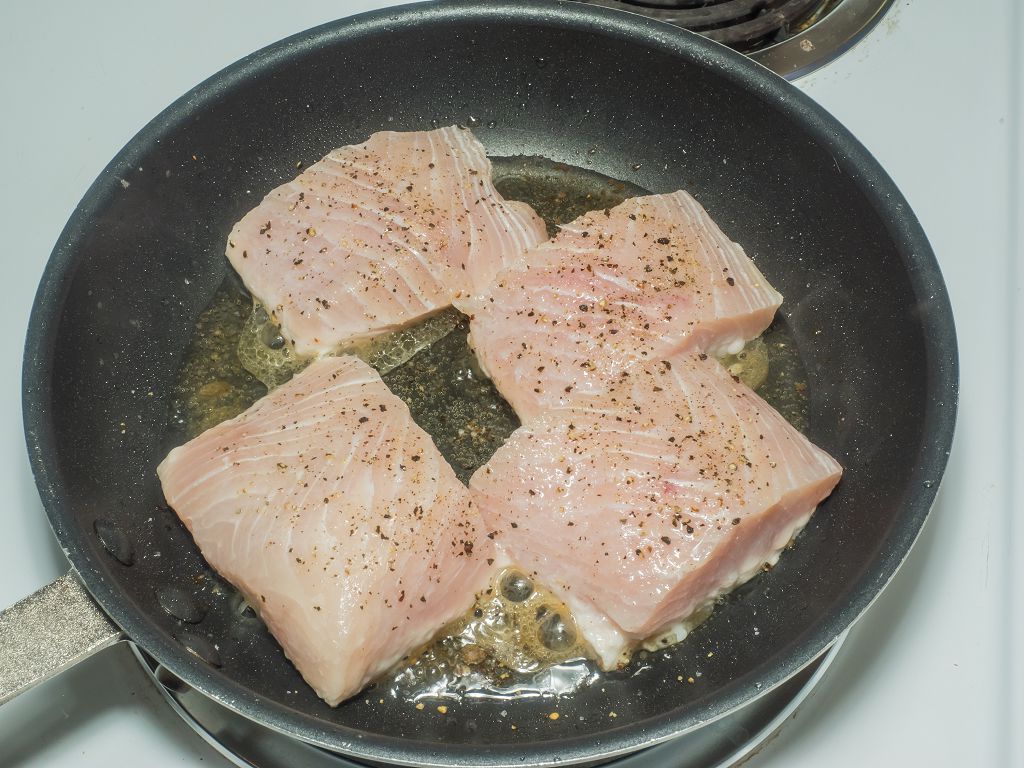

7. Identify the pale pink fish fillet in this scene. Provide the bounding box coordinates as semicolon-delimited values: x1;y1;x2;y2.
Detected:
467;191;783;422
227;126;547;358
470;350;841;668
157;356;496;705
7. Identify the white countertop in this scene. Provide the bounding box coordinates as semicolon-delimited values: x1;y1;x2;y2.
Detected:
0;1;1019;766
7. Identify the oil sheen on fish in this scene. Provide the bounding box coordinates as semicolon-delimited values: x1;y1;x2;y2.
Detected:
226;126;547;358
158;356;497;706
470;350;841;668
467;191;783;422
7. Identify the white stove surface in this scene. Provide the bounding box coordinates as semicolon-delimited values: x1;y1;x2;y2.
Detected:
0;2;1019;766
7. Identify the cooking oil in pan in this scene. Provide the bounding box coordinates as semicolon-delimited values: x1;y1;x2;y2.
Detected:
168;276;265;440
386;568;597;703
167;155;810;699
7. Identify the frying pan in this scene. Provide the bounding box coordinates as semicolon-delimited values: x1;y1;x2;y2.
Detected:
0;1;957;766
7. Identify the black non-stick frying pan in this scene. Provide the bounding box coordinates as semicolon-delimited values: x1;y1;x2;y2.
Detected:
0;2;956;766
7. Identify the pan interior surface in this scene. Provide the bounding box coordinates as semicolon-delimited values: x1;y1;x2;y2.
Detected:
22;2;956;765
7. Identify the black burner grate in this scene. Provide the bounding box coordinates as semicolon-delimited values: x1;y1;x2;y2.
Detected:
578;0;839;53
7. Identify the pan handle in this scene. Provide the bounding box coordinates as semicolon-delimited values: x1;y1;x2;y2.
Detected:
0;571;124;705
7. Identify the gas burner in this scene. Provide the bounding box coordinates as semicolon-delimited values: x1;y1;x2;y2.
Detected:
576;0;895;77
134;637;845;768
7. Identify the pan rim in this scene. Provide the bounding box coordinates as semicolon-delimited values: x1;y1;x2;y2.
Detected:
21;1;958;766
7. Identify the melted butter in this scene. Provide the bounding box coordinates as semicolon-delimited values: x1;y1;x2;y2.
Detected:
386;569;597;701
756;325;810;432
236;303;306;390
169;280;265;441
168;155;812;701
350;308;462;374
237;301;463;390
719;336;769;391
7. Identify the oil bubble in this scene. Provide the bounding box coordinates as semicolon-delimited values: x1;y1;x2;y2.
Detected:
500;571;534;602
259;322;283;349
539;613;576;651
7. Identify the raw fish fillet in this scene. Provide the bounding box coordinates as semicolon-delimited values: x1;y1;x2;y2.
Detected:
470;351;841;668
227;126;547;358
158;356;496;705
467;192;783;422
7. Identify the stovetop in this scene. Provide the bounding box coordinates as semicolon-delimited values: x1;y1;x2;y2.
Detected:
576;0;896;77
0;1;1020;766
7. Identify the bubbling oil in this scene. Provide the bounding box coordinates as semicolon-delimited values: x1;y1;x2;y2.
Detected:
387;568;597;702
168;154;811;702
236;303;305;390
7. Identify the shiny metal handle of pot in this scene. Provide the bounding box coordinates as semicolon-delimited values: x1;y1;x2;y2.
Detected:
0;571;124;705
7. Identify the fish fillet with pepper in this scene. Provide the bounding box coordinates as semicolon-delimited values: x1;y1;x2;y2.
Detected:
227;126;547;358
158;356;496;705
470;350;841;668
467;191;782;422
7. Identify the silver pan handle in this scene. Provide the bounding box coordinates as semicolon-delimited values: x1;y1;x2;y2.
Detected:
0;571;124;705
